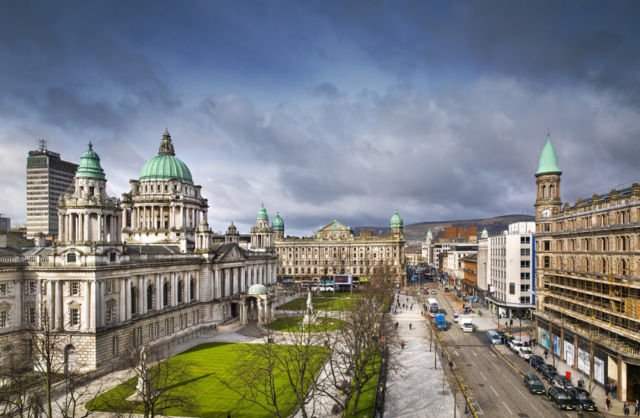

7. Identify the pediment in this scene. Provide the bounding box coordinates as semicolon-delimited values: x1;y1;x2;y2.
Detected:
219;245;246;262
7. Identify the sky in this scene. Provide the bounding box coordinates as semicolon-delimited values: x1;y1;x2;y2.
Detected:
1;0;639;237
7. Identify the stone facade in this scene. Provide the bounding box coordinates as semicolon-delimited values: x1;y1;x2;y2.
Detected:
0;132;277;373
274;217;406;286
534;135;640;401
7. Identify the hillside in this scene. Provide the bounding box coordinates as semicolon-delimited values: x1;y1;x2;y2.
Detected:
354;214;534;245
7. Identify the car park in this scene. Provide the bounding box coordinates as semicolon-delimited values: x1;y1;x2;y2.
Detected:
523;373;546;395
540;364;558;382
552;374;573;390
486;330;502;344
529;354;545;371
518;347;533;360
547;387;577;410
567;387;597;412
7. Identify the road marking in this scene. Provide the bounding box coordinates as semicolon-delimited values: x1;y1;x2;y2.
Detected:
478;371;488;381
489;351;497;358
453;350;459;357
490;385;499;397
472;351;478;357
502;401;513;415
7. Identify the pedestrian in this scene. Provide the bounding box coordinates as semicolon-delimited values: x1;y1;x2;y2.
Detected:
606;382;610;396
606;397;611;411
634;399;639;416
544;349;548;360
410;304;413;310
395;321;399;330
400;340;405;350
625;401;631;416
614;382;618;399
409;323;412;330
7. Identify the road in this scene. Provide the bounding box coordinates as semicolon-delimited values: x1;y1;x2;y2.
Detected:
430;289;603;418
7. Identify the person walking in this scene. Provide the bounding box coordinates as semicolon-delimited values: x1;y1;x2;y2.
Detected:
625;401;631;416
634;399;639;416
606;397;611;412
614;382;618;399
409;323;412;330
544;349;548;360
606;382;610;397
400;340;405;350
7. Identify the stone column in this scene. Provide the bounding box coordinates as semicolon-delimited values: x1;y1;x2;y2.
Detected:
55;281;63;329
98;281;105;328
156;274;162;310
160;206;164;229
13;281;22;328
139;276;145;314
46;281;54;327
120;278;127;321
186;274;191;302
82;281;90;330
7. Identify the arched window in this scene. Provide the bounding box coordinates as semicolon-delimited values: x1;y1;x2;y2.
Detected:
177;281;184;304
542;185;547;198
549;185;555;199
64;345;76;375
131;286;137;315
147;285;154;311
163;282;169;307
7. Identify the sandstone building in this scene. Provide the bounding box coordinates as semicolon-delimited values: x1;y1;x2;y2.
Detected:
534;135;640;401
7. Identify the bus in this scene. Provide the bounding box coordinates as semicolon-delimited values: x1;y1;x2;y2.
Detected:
427;298;439;316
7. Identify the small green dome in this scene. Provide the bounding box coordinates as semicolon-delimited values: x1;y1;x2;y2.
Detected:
390;210;403;228
257;204;268;221
536;135;561;175
247;283;268;295
272;212;284;231
139;130;193;184
76;142;105;180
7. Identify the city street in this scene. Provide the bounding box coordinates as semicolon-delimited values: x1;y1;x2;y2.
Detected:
431;288;604;418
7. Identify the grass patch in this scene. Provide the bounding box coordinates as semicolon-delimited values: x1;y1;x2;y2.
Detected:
277;296;359;311
265;316;345;332
344;356;381;417
87;342;328;418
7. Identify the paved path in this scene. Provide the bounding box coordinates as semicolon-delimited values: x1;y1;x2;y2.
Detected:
384;293;457;418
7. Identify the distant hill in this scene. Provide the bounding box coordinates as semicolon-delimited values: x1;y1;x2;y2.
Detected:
354;214;534;246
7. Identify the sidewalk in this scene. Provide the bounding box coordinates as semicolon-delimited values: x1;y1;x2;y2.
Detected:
384;292;457;417
528;344;629;417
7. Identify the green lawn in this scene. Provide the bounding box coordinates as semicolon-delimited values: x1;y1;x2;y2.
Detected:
265;316;345;332
344;355;381;417
87;342;328;418
277;296;359;311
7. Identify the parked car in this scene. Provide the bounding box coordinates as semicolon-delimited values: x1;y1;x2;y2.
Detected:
486;330;502;344
529;354;545;371
431;290;437;295
508;339;524;352
444;287;450;292
547;387;577;410
540;364;558;382
567;387;597;412
523;373;546;395
518;347;533;360
453;313;460;323
552;374;573;390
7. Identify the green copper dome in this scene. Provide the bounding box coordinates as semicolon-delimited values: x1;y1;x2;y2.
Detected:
76;142;105;180
272;212;284;231
257;204;268;221
536;135;561;175
139;130;193;184
390;210;403;228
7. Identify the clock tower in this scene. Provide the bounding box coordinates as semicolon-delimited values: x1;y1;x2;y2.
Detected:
534;134;562;220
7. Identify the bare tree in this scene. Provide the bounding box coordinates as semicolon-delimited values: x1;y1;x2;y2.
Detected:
318;263;397;416
222;318;328;418
0;343;39;418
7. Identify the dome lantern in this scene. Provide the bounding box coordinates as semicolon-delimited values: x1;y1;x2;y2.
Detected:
76;142;106;180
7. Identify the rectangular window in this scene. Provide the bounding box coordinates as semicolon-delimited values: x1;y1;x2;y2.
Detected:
520;260;530;268
27;307;36;324
520;236;531;244
520;284;530;292
28;281;37;295
509;283;515;295
106;303;116;323
520;248;530;256
70;282;80;296
112;336;119;357
106;280;114;294
70;308;80;326
0;283;6;296
543;241;551;251
0;311;7;327
520;272;530;280
520;296;531;304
